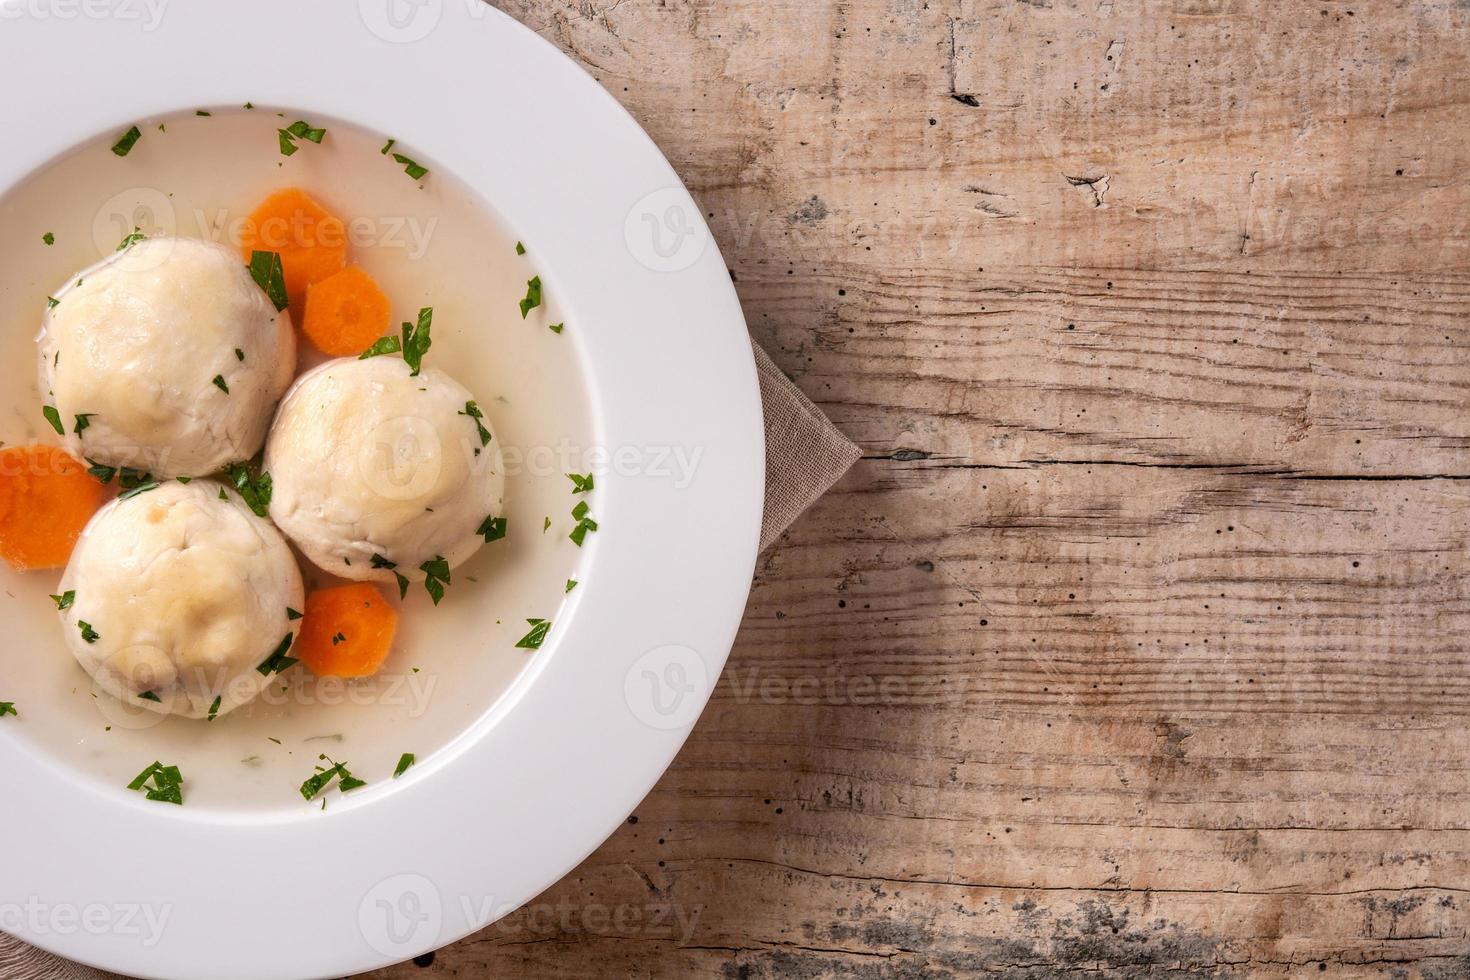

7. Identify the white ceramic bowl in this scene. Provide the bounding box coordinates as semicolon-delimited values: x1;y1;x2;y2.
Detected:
0;3;763;977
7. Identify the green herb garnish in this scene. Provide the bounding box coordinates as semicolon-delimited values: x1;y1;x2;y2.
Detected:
111;126;142;157
391;152;428;180
116;229;146;252
371;554;410;600
77;621;100;643
516;619;551;650
42;232;54;246
401;307;433;376
42;405;63;435
300;754;366;801
567;473;594;494
0;702;16;718
394;753;416;778
419;556;451;606
73;414;95;436
51;590;76;611
257;633;297;676
138;690;161;703
515;241;526;256
519;276;542;319
570;501;599;547
565;579;578;593
127;761;183;804
225;461;272;517
381;138;396;155
47;296;59;310
118;481;160;500
278;119;327;157
235;348;245;362
287;608;303;621
212;374;229;394
459;401;491;446
247;250;289;312
477;515;507;543
549;322;565;334
207;696;221;722
196;110;212;117
359;335;402;360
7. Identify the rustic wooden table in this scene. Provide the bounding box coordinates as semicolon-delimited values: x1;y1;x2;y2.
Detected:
377;1;1470;976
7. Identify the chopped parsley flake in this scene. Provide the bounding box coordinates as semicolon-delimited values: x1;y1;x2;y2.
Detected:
459;401;491;446
278;119;327;156
287;607;303;621
51;590;76;611
138;690;162;703
78;621;100;643
225;461;272;516
111;126;142;157
119;480;161;501
381;138;396;155
543;516;552;533
331;632;346;646
127;761;183;804
570;501;599;546
391;152;429;181
257;633;297;676
42;405;63;435
247;251;289;312
515;241;526;256
549;322;565;334
519;276;542;319
420;556;451;606
73;413;95;437
300;754;366;800
207;696;221;722
235;348;245;362
477;515;508;543
516;619;551;650
116;229;146;252
371;554;410;599
401;307;433;376
196;110;212;117
0;702;15;718
212;374;230;394
394;753;416;778
47;296;59;310
42;232;54;246
566;579;578;593
567;472;594;494
359;335;402;360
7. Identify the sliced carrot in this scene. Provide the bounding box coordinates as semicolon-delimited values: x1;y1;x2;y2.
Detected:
303;266;393;356
0;446;108;570
239;188;348;310
296;584;399;678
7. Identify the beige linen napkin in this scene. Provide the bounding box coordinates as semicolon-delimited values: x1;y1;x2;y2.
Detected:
0;340;858;980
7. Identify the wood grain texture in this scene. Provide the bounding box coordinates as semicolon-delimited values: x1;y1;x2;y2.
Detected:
374;0;1470;976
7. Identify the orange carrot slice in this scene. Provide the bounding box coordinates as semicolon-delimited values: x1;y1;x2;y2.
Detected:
0;445;108;570
239;188;348;310
303;266;392;357
296;584;399;678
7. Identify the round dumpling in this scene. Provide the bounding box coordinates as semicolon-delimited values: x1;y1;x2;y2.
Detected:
265;356;506;585
37;236;296;478
57;480;304;720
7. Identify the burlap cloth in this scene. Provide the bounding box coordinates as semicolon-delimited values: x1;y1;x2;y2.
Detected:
1;339;859;980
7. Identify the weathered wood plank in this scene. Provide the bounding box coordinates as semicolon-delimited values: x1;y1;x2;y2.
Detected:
375;0;1470;976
